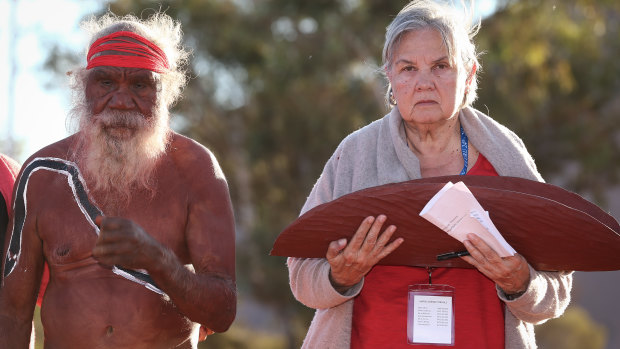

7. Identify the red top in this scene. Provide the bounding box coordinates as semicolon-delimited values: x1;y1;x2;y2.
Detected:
351;154;505;348
0;154;20;210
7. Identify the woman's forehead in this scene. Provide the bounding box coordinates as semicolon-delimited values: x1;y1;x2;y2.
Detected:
393;29;449;60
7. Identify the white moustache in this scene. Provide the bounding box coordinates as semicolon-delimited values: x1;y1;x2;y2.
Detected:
94;110;151;130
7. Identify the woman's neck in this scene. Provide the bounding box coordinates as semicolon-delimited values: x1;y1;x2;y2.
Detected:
403;117;461;158
403;117;471;177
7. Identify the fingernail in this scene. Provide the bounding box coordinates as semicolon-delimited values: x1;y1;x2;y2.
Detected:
338;238;347;246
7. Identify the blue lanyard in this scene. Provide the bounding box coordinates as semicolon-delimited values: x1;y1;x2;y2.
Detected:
459;125;468;175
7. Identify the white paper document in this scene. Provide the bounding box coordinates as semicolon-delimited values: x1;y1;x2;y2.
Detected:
419;181;516;257
411;294;453;344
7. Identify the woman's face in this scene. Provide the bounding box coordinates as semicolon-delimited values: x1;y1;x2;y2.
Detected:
387;29;467;126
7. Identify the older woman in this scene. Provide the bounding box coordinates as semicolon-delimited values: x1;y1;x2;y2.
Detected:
288;1;572;348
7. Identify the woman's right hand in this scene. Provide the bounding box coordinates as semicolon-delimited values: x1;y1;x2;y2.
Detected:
326;215;404;292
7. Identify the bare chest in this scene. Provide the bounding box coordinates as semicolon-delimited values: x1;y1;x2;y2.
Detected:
23;169;190;268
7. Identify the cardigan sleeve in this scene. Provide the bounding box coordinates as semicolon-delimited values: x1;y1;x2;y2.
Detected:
288;257;364;309
287;145;364;309
497;265;573;324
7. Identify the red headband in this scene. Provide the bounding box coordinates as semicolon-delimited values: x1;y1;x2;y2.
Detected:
86;31;169;73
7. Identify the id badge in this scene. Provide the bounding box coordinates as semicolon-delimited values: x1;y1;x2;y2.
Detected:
407;284;455;346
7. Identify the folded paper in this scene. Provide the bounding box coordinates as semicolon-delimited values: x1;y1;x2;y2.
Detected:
419;181;516;257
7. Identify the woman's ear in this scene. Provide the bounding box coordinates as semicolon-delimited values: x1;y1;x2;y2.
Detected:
384;65;393;81
465;63;477;87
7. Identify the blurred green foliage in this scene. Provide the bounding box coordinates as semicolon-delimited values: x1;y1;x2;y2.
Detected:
36;0;618;348
477;0;620;202
536;305;607;349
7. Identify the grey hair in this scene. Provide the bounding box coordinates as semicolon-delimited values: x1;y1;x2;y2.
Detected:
382;0;481;109
70;12;190;111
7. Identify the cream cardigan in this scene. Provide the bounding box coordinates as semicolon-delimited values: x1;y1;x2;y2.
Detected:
288;107;573;349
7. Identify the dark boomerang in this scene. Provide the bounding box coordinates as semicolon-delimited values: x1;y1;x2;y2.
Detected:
4;157;164;295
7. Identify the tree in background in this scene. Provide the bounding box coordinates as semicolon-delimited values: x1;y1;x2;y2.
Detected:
477;0;620;202
536;306;607;349
40;0;617;348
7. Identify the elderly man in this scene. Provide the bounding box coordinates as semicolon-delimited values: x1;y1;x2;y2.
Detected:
0;12;236;348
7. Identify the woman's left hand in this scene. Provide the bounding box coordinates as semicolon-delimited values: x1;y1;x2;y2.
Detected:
460;233;530;295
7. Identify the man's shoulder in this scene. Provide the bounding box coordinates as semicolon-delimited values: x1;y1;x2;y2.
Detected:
168;133;215;162
21;136;77;166
167;133;223;178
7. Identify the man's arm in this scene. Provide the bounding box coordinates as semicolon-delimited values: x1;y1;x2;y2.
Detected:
92;143;236;333
149;146;236;332
0;199;44;348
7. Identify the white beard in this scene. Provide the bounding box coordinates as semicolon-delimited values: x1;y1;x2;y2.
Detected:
71;106;170;209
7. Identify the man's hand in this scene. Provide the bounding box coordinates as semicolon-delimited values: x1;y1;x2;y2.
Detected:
92;216;164;270
326;215;403;292
461;233;530;295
